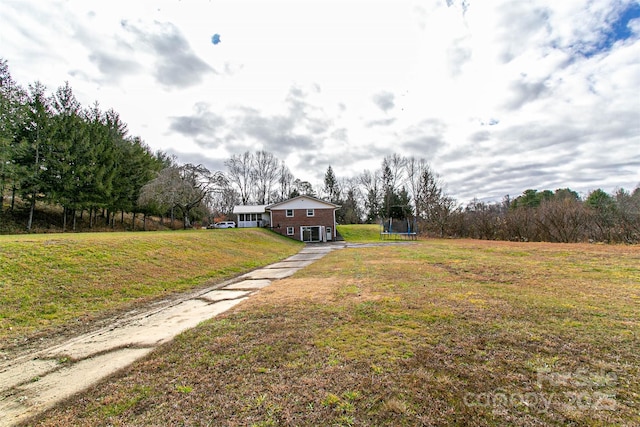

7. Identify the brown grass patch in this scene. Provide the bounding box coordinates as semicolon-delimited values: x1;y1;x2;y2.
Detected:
28;239;640;426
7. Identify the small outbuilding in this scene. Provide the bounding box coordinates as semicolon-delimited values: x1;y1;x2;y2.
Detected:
232;205;270;228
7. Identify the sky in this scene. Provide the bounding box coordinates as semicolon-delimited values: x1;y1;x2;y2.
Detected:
1;0;639;203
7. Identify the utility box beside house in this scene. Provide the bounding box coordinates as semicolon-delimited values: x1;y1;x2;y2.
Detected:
266;195;340;243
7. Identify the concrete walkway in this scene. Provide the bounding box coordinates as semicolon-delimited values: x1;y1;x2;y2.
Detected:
0;242;346;426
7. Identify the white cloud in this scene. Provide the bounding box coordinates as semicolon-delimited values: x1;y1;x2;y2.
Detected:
1;0;638;203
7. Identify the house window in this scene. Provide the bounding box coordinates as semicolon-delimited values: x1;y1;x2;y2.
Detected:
286;209;294;217
239;214;245;221
307;209;314;217
287;226;294;235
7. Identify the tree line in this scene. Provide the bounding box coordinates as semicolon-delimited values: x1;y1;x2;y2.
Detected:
455;188;640;243
0;60;324;231
0;59;170;230
316;156;639;244
316;157;639;244
2;59;638;241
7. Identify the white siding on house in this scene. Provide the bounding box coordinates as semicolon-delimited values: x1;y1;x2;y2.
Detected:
233;205;269;228
267;196;338;211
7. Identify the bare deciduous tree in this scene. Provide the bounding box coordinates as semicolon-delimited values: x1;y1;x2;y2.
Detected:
613;187;640;243
139;164;226;229
253;150;280;204
536;197;589;243
276;162;294;202
224;151;253;205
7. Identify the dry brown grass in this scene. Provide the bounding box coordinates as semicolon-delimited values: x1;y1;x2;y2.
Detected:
29;239;640;426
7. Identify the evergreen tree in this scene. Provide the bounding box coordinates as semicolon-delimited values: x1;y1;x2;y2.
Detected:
341;187;362;224
48;82;87;228
323;165;340;204
83;102;117;221
0;59;27;211
17;81;54;230
585;188;616;242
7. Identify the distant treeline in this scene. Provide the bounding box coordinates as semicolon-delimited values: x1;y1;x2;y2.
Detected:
2;59;638;242
315;156;640;244
444;188;640;243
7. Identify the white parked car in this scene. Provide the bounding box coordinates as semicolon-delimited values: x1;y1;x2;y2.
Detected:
213;221;236;229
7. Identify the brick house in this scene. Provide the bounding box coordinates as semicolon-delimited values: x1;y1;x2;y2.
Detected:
266;195;341;242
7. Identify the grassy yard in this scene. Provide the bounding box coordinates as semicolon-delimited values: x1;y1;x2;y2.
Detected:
29;228;640;426
0;229;303;347
337;223;381;242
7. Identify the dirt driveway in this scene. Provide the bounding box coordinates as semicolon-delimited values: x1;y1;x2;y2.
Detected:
0;244;345;426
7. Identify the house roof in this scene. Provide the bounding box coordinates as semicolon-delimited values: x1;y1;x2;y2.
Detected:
266;195;341;210
232;205;268;214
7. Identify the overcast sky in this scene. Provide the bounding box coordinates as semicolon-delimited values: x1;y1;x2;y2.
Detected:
2;0;639;202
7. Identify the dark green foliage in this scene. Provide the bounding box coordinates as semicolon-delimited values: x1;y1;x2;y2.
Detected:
0;59;166;231
340;187;363;224
323;165;339;204
510;189;554;208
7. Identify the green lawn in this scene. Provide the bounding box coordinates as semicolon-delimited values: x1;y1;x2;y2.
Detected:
32;235;640;426
0;229;302;346
337;224;381;242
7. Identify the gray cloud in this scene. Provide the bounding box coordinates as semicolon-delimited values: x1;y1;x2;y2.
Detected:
39;8;145;84
399;119;447;155
237;106;316;156
372;91;395;112
88;51;140;78
4;0;638;206
439;146;475;163
285;85;332;135
447;37;472;76
307;143;389;181
167;102;229;149
121;20;215;88
168;85;335;158
469;130;491;143
169;112;226;138
413;5;428;31
331;128;348;142
496;122;588;152
298;148;389;186
366;118;397;127
504;78;550;110
446;159;574;202
165;148;227;174
403;136;446;158
443;122;640;202
496;3;552;63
